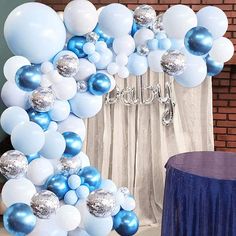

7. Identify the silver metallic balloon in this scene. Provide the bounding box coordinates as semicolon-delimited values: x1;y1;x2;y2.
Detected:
57;157;81;175
134;5;156;27
30;190;60;219
86;32;99;44
136;44;149;56
87;189;116;218
151;13;164;33
160;50;186;76
29;87;55;112
0;150;28;179
77;81;88;93
56;54;79;77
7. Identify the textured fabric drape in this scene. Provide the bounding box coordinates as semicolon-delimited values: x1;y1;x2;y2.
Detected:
82;71;214;232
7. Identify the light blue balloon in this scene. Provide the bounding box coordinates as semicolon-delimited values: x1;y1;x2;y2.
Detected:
170;39;184;50
95;48;113;70
158;38;172;50
147;39;158;51
83;42;96;55
68;175;81;190
64;190;78;205
11;121;45;155
88;52;101;64
69;92;103;119
49;100;70;122
76;185;90;199
40;130;66;159
95;41;107;52
155;32;167;40
4;2;66;64
1;106;29;135
127;53;148;76
69;228;90;236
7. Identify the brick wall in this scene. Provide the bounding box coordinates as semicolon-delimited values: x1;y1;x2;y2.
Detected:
39;0;236;151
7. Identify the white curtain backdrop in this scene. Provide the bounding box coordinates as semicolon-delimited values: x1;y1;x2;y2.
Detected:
83;71;214;234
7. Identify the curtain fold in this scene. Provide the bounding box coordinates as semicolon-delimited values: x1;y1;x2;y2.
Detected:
83;71;214;230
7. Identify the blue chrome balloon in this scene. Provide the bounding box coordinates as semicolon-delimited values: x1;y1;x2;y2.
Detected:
63;132;83;158
130;21;141;37
27;108;51;131
26;152;40;163
46;174;69;200
3;203;36;235
184;26;213;56
94;25;113;47
205;55;224;76
113;210;139;236
67;36;87;58
78;166;101;192
88;73;111;96
15;65;41;92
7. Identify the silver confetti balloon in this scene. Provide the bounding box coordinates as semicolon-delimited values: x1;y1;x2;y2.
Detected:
31;190;60;219
118;187;130;197
134;5;156;27
86;32;99;44
160;50;186;76
57;157;81;175
0;150;28;179
56;54;79;77
87;189;116;218
151;14;164;33
136;44;150;56
77;81;88;93
29;87;55;112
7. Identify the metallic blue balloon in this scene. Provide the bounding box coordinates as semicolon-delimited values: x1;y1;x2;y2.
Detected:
205;55;224;76
78;166;101;192
3;203;36;235
63;132;83;158
46;174;69;200
67;36;87;58
94;25;113;47
184;26;213;56
26;152;40;163
130;21;141;37
27;108;51;131
113;210;139;236
15;65;41;92
88;73;111;96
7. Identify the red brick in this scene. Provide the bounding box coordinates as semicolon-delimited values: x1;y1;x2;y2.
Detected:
220;80;230;86
215;141;226;147
229;114;236;120
227;142;236;148
228;128;236;134
214;72;231;79
213;87;229;93
218;108;236;114
159;0;180;3
213;100;228;107
212;79;220;86
216;148;236;152
214;127;227;134
217;120;236;127
219;94;236;100
230;101;236;107
231;87;236;93
225;0;236;3
202;0;223;3
214;113;227;120
180;0;201;3
217;5;233;11
217;135;236;141
213;107;218;113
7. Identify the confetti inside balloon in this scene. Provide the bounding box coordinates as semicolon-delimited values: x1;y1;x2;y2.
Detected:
151;14;164;33
29;87;55;112
86;32;99;44
30;190;60;219
136;44;149;56
160;50;186;76
77;80;88;93
57;157;81;175
56;54;79;77
87;189;116;217
134;5;156;27
0;150;28;179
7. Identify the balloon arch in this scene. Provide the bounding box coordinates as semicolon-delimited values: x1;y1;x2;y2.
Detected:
0;1;233;236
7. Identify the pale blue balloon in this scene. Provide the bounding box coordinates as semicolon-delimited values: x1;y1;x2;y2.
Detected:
69;92;103;119
11;121;45;155
127;53;148;76
1;106;29;135
95;48;113;70
83;43;96;55
40;130;66;159
170;39;184;50
158;38;172;50
69;228;90;236
49;100;70;122
4;2;66;63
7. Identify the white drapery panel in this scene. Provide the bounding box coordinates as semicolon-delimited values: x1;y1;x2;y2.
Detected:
83;71;214;230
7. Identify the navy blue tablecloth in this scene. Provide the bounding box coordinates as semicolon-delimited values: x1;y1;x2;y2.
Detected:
161;151;236;236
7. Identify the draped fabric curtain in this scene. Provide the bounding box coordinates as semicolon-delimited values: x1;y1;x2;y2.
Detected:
82;71;214;233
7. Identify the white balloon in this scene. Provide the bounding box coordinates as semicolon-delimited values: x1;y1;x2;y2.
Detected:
29;216;67;236
74;59;96;81
148;50;165;72
118;66;129;78
57;114;86;141
45;70;63;84
97;6;104;17
27;158;54;186
77;152;90;168
4;56;30;81
209;37;234;63
121;196;136;211
107;63;119;75
52;77;77;100
163;5;197;38
69;228;90;236
1;81;30;109
49;100;70;122
116;54;128;66
41;75;53;88
134;28;154;46
2;178;36;207
197;6;228;39
113;35;135;56
41;61;54;74
64;0;98;36
56;205;81;231
57;11;64;21
100;179;117;193
48;121;58;131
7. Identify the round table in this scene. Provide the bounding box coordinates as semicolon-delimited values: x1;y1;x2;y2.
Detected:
161;151;236;236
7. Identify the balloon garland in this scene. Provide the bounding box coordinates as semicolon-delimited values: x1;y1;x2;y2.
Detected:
0;1;233;235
